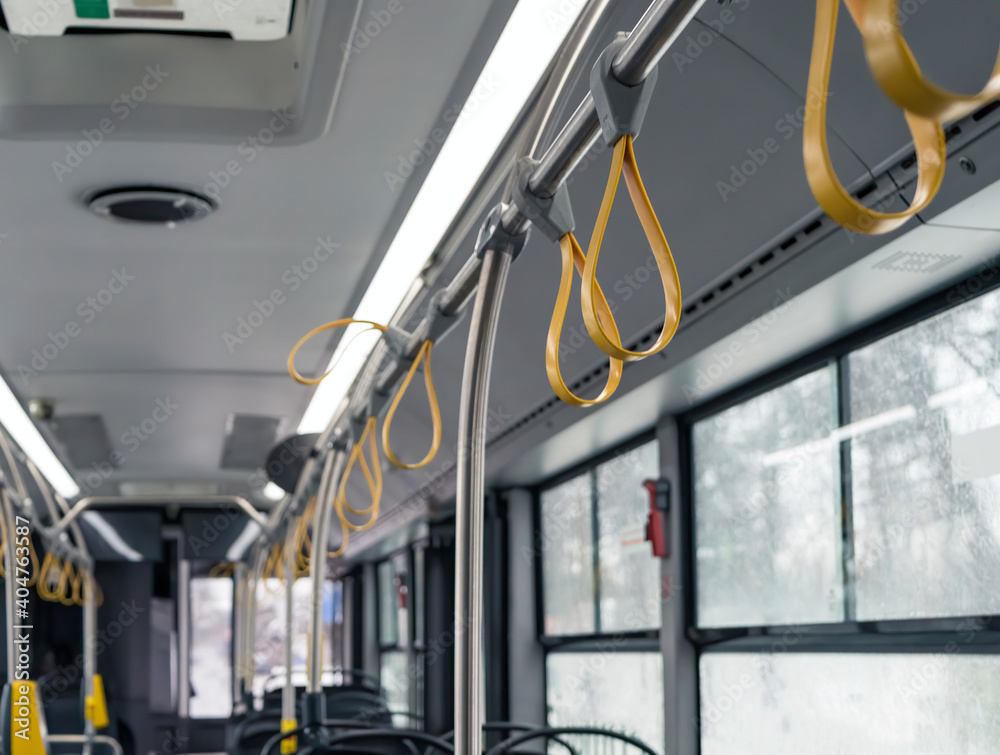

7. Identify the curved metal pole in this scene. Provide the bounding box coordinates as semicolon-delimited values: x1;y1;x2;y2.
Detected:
281;517;300;726
244;545;268;701
54;495;267;533
453;246;514;755
2;489;17;684
308;449;345;695
232;562;248;712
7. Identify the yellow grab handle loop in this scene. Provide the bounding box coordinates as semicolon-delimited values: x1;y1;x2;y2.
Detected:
546;233;624;407
382;340;442;469
70;566;85;607
860;0;1000;123
340;417;382;520
26;537;40;587
38;552;63;602
804;0;946;235
580;135;683;363
55;560;74;604
288;319;387;385
329;417;382;558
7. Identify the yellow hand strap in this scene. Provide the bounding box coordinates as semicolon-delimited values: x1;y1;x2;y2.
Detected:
329;416;382;558
580;135;682;363
26;536;40;587
547;233;624;407
804;0;946;234
37;552;59;601
860;0;1000;122
288;319;387;385
382;340;442;469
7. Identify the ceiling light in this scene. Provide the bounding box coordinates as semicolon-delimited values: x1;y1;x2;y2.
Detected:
0;379;78;498
297;0;591;433
263;481;286;501
81;512;144;562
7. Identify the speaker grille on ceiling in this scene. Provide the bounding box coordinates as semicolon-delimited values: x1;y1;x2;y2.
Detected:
49;414;114;470
220;414;283;470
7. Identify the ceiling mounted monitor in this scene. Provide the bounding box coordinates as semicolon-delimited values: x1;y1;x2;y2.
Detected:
1;0;294;41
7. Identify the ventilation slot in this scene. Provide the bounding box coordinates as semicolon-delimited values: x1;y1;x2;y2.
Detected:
973;101;1000;122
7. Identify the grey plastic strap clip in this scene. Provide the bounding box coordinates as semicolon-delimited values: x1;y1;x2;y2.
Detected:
425;288;467;344
476;204;529;261
512;157;575;243
591;32;659;146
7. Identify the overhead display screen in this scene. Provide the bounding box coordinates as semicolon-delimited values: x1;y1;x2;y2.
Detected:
1;0;294;41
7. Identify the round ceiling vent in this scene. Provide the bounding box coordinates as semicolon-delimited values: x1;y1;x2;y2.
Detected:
87;186;216;226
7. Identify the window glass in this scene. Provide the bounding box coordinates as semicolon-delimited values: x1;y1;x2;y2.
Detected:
596;442;661;631
848;291;1000;620
189;577;233;718
253;578;335;699
380;650;412;727
378;561;399;647
700;652;1000;754
693;367;843;628
541;473;595;636
547;652;664;753
379;554;410;649
413;547;425;647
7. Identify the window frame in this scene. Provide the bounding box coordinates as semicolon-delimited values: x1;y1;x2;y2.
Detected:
532;429;661;646
532;432;666;749
679;274;1000;648
375;543;426;727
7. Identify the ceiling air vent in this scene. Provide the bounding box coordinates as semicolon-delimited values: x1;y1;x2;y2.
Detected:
87;186;216;226
221;414;283;470
49;414;114;470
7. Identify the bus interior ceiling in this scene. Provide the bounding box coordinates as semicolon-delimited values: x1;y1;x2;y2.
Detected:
2;0;1000;754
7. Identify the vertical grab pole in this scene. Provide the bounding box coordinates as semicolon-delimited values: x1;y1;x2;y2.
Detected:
232;563;246;712
82;564;97;755
453;218;521;755
304;448;346;726
2;489;16;685
244;546;267;704
280;519;299;743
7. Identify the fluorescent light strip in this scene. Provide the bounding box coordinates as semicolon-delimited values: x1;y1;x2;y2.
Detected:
81;512;144;562
263;481;286;502
226;520;263;561
298;0;590;433
0;377;79;498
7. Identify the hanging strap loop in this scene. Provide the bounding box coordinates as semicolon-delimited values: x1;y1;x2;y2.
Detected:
288;318;387;385
804;0;946;235
382;340;442;470
580;135;682;362
329;416;382;558
546;233;624;407
860;0;1000;123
